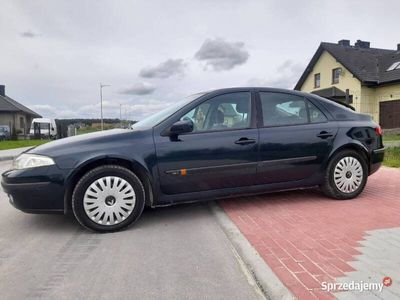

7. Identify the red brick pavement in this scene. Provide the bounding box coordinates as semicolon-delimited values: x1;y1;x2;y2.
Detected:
219;167;400;299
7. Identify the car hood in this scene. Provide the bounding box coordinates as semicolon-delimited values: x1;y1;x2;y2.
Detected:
28;129;144;158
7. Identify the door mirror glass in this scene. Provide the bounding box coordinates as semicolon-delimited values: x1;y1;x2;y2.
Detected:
169;120;193;136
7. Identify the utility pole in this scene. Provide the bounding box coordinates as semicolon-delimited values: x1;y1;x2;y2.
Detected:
120;104;122;128
100;83;110;130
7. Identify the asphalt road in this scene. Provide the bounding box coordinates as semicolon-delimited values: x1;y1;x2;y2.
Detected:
0;161;261;300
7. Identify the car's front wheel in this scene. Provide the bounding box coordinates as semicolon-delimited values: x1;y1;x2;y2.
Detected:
72;165;145;232
321;150;368;200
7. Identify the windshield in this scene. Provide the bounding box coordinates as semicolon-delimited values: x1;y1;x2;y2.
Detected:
131;93;206;129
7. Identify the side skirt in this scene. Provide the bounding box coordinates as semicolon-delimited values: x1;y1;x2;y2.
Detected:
154;174;323;207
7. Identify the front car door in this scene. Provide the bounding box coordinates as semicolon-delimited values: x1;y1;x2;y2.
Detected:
154;91;258;196
256;91;338;184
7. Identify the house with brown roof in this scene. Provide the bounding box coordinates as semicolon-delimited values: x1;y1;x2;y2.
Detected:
295;40;400;129
0;85;41;136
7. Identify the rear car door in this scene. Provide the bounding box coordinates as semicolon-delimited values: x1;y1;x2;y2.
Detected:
256;91;338;184
154;91;259;195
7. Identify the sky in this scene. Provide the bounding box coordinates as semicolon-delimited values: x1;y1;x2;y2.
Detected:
1;0;400;121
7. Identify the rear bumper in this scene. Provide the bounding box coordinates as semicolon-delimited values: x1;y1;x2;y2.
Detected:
370;147;385;175
1;165;68;214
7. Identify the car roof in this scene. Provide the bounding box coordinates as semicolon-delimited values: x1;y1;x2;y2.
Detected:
202;87;314;98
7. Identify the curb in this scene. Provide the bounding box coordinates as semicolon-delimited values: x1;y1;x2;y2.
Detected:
209;202;294;300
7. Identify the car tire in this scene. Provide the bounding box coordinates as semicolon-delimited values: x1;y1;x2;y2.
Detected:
72;165;145;233
321;150;368;200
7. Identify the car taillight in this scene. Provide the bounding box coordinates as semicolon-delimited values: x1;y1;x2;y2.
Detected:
375;126;383;136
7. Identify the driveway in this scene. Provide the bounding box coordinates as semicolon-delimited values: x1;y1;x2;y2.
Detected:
0;160;262;300
220;167;400;299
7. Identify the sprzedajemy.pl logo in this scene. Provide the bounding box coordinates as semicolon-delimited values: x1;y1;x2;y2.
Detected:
321;277;393;293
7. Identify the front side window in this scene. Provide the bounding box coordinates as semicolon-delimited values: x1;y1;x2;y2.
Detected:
314;73;320;88
332;68;341;84
260;92;308;127
180;92;251;133
132;92;206;130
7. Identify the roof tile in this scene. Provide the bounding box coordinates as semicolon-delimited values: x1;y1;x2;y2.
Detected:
295;42;400;90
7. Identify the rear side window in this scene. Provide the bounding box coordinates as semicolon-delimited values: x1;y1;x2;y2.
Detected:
259;92;327;126
260;92;308;126
307;101;328;123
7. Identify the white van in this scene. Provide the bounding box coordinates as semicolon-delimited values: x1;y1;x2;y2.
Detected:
30;118;57;138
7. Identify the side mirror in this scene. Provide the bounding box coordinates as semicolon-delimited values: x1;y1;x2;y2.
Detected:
168;120;193;136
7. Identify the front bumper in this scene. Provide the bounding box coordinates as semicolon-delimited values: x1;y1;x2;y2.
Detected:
1;165;69;214
370;147;385;175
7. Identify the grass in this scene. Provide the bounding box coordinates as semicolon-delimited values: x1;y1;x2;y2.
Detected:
383;147;400;168
77;126;119;135
0;139;49;150
383;134;400;142
77;127;101;135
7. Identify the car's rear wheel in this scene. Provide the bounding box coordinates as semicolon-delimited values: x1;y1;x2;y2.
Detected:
72;165;145;232
321;150;368;200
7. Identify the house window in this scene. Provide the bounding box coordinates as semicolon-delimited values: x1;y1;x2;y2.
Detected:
332;68;341;84
314;73;320;88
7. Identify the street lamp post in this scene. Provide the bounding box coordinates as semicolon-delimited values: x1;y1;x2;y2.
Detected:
120;104;122;128
100;83;110;131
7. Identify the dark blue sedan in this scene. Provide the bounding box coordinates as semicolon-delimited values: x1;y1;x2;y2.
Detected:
1;88;385;232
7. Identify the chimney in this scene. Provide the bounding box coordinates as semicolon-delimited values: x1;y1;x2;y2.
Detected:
397;43;400;51
338;39;350;46
355;40;370;49
0;85;4;97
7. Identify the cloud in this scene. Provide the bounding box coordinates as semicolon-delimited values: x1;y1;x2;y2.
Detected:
280;59;305;75
248;60;305;89
119;82;156;95
20;31;40;38
139;59;186;78
74;99;174;120
194;38;249;71
30;99;170;120
30;104;77;119
122;99;176;119
30;104;57;116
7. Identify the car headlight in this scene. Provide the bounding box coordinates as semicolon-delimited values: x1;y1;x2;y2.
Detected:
12;154;55;170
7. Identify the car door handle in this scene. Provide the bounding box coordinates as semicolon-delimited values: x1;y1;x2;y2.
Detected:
317;131;334;139
235;138;256;145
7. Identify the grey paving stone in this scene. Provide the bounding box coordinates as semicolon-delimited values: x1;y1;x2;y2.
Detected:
335;227;400;300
